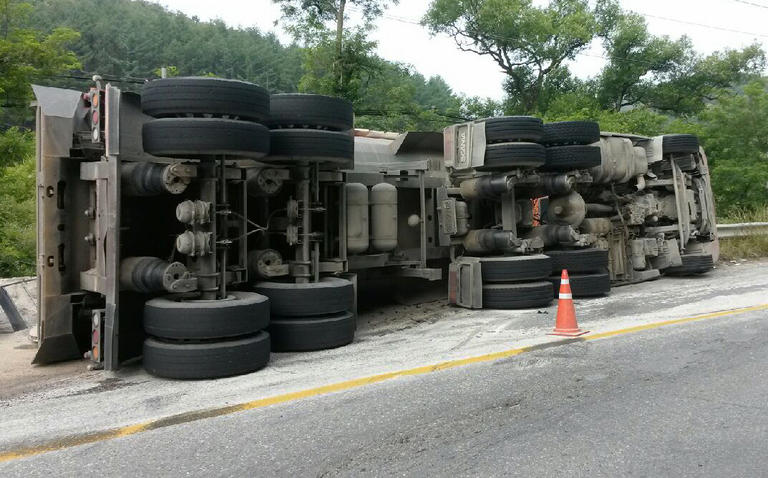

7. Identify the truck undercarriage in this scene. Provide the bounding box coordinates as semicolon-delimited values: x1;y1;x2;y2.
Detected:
32;77;719;378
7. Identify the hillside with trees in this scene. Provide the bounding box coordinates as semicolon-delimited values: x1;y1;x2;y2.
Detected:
26;0;465;131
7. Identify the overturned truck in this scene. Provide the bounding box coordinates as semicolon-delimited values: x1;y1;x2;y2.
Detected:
32;77;718;378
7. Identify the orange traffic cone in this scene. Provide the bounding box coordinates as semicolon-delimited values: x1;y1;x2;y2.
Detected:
549;269;589;337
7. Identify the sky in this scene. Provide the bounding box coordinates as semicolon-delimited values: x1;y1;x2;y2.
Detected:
149;0;768;100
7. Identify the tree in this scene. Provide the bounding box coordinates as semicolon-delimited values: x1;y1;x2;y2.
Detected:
297;27;380;102
423;0;609;113
644;45;765;115
697;79;768;169
596;11;688;112
0;153;35;276
596;9;765;115
355;59;464;131
0;0;79;276
0;126;33;167
274;0;398;101
28;0;304;93
0;0;79;111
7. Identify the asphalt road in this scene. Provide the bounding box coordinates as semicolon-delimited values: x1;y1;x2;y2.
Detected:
2;307;766;477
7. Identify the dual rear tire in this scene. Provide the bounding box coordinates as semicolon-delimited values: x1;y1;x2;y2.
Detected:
478;119;602;172
545;249;611;298
541;121;601;172
144;333;270;380
142;292;272;380
478;255;554;310
254;278;356;352
141;77;271;159
141;80;356;166
265;94;355;169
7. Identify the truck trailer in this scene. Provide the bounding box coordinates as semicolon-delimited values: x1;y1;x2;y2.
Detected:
31;77;719;378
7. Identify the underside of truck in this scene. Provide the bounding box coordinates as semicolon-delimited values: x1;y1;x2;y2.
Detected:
32;77;719;378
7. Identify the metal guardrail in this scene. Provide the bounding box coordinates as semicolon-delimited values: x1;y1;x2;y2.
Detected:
716;222;768;239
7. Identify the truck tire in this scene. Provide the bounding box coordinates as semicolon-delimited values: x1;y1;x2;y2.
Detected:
543;145;602;171
542;121;600;146
142;118;270;158
480;255;552;283
267;129;354;167
254;277;354;317
143;292;270;340
483;116;544;143
482;281;554;310
269;311;356;352
479;142;546;171
665;253;714;276
141;77;269;121
143;332;271;379
267;94;354;131
662;134;699;155
546;248;610;274
550;271;611;298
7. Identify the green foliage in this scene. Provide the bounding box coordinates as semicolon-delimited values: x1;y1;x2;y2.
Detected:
692;79;768;213
29;0;304;92
460;96;503;120
709;163;768;216
153;66;179;78
424;0;608;113
426;0;764;121
299;28;380;101
0;0;79;125
0;131;35;277
273;0;457;128
275;0;398;104
274;0;397;41
594;108;667;137
544;90;669;136
597;11;689;112
355;61;464;131
695;79;768;166
0;0;77;276
644;45;765;115
0;127;34;167
25;0;462;132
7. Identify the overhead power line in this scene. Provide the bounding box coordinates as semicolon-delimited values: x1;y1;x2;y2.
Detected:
370;7;768;40
365;7;768;71
345;5;421;25
731;0;768;10
642;13;768;39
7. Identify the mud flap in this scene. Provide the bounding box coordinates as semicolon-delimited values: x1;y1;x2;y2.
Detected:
448;257;483;309
32;294;85;364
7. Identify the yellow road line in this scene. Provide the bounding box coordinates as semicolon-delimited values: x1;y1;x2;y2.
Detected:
2;303;767;464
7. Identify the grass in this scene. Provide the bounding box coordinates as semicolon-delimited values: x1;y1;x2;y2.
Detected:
718;207;768;261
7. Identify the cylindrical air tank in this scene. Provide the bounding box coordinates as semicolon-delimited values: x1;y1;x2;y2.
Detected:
370;183;398;252
345;183;370;254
